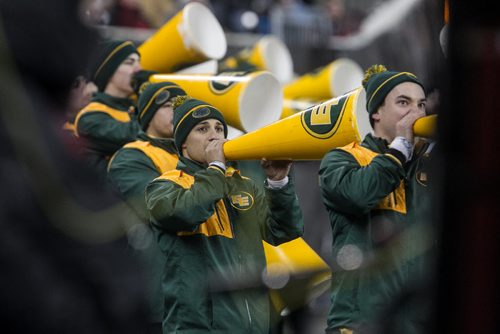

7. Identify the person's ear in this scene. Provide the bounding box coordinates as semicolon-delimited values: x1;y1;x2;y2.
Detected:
371;110;381;122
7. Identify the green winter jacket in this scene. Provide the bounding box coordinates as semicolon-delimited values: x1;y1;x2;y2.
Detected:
146;157;304;334
319;133;432;333
107;132;178;323
75;92;140;176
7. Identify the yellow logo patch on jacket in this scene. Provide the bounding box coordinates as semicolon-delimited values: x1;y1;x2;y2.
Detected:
229;191;254;211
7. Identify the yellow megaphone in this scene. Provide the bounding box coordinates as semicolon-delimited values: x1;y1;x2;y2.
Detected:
284;58;363;100
263;238;331;314
414;114;437;138
224;87;370;160
220;35;294;84
150;71;282;132
224;87;438;160
138;2;227;73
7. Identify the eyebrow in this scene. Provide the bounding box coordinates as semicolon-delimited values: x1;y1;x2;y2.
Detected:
397;94;427;102
196;120;222;125
125;55;140;61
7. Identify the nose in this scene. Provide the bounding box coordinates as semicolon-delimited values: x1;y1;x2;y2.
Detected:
410;101;424;113
134;60;142;72
207;128;222;140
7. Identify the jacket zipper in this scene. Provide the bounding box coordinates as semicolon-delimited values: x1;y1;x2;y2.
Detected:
245;298;252;325
238;254;252;326
214;203;225;232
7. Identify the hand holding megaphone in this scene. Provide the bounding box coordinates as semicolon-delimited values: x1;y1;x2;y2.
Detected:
261;158;292;181
397;109;427;143
131;70;158;94
206;138;228;166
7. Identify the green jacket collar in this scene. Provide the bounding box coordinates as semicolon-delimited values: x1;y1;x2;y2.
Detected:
361;133;390;154
92;92;135;111
137;131;177;155
362;133;430;163
178;156;207;174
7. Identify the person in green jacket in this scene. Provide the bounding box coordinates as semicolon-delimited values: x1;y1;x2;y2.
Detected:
74;40;142;177
63;75;97;134
145;96;304;334
107;82;186;333
319;65;433;334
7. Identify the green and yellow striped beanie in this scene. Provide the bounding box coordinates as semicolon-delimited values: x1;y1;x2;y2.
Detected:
137;82;186;130
171;97;228;154
362;64;424;116
90;40;139;92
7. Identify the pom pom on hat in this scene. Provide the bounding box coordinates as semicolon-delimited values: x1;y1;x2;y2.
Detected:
362;65;387;88
131;70;158;95
171;95;191;110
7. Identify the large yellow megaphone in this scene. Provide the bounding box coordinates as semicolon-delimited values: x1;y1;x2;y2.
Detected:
138;2;227;73
263;238;331;314
220;35;294;84
284;58;363;100
224;87;369;160
150;71;282;132
224;88;438;160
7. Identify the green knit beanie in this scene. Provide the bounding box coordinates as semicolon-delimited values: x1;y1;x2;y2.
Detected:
90;40;139;92
172;97;228;154
137;82;186;130
362;65;425;116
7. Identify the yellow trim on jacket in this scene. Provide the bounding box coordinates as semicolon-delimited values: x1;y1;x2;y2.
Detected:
74;102;131;136
338;142;407;214
122;140;179;174
157;169;234;238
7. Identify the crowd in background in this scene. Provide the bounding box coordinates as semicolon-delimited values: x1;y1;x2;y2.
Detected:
85;0;365;37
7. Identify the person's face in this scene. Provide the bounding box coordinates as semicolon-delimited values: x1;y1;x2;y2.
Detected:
372;82;426;141
147;101;174;138
182;119;225;164
106;53;141;96
67;77;97;115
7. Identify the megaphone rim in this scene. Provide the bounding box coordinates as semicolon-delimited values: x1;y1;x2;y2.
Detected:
183;2;227;60
328;58;364;97
258;35;294;84
239;71;282;132
351;87;371;141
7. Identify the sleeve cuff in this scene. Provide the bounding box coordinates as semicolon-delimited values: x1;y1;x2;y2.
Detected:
389;136;413;162
209;160;226;171
208;162;226;175
385;149;406;166
267;176;289;189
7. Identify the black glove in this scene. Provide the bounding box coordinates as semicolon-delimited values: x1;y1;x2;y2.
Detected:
131;70;158;95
